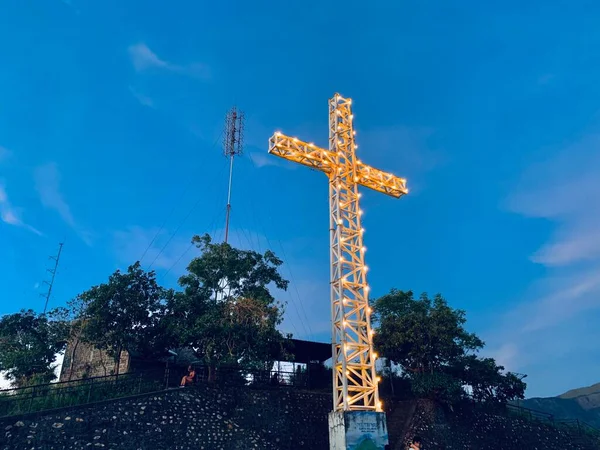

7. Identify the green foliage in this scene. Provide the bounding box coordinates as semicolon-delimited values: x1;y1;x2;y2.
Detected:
449;355;526;404
0;309;68;386
0;373;163;418
373;290;483;374
373;289;525;406
165;234;289;372
410;371;464;405
75;262;169;372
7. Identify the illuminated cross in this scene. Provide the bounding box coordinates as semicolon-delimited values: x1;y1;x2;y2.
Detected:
268;93;408;412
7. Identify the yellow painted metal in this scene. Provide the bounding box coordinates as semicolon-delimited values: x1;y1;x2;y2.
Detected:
268;93;408;412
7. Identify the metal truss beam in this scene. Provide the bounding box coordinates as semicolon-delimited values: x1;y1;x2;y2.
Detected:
268;93;408;412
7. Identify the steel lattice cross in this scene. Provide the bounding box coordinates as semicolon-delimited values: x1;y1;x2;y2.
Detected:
268;93;408;412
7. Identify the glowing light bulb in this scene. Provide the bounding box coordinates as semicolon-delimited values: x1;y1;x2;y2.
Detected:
355;144;359;149
359;209;363;216
354;177;359;182
360;228;365;234
363;266;369;272
350;114;354;119
361;246;367;252
365;286;370;292
343;320;347;327
353;131;357;136
367;306;372;313
376;376;381;383
378;401;383;411
348;99;352;105
358;193;362;198
372;351;378;358
309;142;315;147
337;219;343;225
357;159;362;164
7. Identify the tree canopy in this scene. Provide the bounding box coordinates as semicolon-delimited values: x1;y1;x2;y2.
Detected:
373;289;526;405
75;262;169;374
165;234;289;376
0;309;68;386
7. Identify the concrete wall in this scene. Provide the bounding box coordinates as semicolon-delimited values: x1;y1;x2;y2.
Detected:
60;341;130;381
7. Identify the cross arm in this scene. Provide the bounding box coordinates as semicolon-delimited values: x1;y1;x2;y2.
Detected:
268;132;334;174
355;162;408;198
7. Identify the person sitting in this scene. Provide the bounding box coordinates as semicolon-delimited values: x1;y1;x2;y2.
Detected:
180;366;196;387
408;435;422;449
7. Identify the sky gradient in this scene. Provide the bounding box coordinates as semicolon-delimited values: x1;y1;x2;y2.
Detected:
1;0;599;397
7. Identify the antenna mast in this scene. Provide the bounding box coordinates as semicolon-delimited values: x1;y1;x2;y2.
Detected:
42;242;64;314
223;106;245;244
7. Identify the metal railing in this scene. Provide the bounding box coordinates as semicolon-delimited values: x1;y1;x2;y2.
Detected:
0;364;332;419
556;418;600;438
506;403;555;422
506;402;600;440
0;370;166;418
189;364;331;391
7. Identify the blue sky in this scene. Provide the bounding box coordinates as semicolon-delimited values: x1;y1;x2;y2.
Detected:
1;0;600;398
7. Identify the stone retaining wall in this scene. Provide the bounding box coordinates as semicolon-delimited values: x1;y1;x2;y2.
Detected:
1;386;331;450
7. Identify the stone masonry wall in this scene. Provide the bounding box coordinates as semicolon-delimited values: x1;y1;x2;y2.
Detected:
1;385;331;450
401;399;600;450
4;385;597;450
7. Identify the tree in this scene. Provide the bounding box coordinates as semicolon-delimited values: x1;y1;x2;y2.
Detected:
372;289;524;405
76;262;168;376
448;355;526;405
166;234;289;380
373;289;483;374
0;309;68;386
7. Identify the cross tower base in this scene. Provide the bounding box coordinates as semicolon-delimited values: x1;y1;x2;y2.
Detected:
328;410;389;450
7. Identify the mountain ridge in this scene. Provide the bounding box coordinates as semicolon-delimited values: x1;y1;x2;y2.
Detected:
519;382;600;428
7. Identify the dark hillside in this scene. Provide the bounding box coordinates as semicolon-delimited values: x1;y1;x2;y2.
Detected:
520;382;600;428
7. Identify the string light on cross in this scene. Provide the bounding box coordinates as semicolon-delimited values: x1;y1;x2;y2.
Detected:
268;93;408;412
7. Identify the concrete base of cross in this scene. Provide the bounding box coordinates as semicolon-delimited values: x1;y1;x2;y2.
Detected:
328;410;389;450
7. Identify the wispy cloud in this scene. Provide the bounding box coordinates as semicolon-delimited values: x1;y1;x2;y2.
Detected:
128;43;210;79
34;163;92;245
0;182;42;235
485;133;600;395
508;135;600;267
0;146;11;163
249;152;293;169
128;86;155;108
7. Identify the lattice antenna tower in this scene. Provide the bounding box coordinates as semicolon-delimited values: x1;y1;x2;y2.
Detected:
223;106;245;244
41;242;64;314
